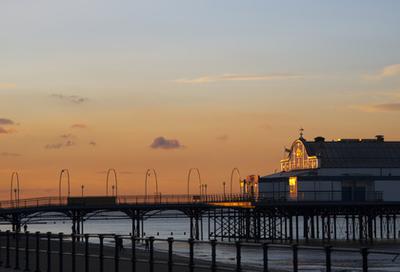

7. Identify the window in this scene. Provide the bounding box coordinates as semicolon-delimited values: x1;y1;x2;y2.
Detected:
289;176;298;200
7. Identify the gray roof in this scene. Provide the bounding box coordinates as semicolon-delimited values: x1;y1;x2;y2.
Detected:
303;139;400;168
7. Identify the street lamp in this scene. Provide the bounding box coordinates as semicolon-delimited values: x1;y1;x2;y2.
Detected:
14;189;18;207
112;185;115;196
222;182;226;196
81;185;85;197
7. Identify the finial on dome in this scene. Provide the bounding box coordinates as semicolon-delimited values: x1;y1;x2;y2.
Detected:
299;127;304;139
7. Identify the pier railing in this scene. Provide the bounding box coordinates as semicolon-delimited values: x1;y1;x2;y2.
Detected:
0;194;253;210
0;190;384;210
0;230;399;272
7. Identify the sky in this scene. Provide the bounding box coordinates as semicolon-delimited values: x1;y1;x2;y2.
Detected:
1;1;400;199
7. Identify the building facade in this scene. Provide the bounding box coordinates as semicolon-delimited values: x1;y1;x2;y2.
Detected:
259;135;400;202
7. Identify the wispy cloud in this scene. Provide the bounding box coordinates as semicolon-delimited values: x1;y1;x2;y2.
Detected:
89;141;96;146
0;83;16;89
71;123;87;129
0;127;9;134
174;73;303;84
45;140;75;149
60;134;74;139
354;102;400;112
364;64;400;80
150;136;184;150
0;118;15;125
1;152;21;157
50;94;89;104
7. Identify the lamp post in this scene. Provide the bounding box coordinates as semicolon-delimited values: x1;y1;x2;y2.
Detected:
14;189;18;207
112;185;115;196
223;182;226;196
81;185;85;197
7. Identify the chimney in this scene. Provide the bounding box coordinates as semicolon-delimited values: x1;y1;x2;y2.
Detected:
376;135;384;142
314;136;325;142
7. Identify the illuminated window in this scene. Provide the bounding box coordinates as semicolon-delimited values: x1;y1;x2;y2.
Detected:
289;177;297;199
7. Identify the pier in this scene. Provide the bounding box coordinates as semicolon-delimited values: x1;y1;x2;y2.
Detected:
0;193;400;244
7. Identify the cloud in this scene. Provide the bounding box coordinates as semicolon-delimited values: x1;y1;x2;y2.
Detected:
0;127;16;134
45;140;75;149
50;94;89;104
364;64;400;80
150;136;184;150
355;102;400;112
174;73;303;84
0;118;15;125
216;135;229;141
60;134;74;139
45;143;64;149
0;152;21;157
0;83;16;89
89;141;96;146
71;123;87;129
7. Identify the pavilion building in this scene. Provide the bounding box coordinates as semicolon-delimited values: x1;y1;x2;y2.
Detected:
259;134;400;202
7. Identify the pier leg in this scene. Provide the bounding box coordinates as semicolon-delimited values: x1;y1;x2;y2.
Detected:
327;215;331;242
386;215;390;240
393;215;397;240
310;215;315;239
333;215;337;240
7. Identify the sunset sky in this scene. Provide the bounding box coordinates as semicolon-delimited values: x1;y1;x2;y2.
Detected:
1;1;400;198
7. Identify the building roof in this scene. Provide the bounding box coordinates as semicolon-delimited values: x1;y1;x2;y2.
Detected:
303;137;400;168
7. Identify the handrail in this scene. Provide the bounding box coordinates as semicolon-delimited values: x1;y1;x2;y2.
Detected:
0;190;385;210
0;230;398;272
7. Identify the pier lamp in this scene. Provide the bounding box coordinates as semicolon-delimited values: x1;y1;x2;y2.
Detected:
230;168;241;195
81;185;85;197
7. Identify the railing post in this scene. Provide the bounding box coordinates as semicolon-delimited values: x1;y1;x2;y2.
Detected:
236;241;241;272
292;244;298;272
148;237;155;272
84;234;89;272
167;237;173;272
25;231;30;271
211;239;217;272
58;233;63;272
46;232;51;272
71;233;76;272
5;230;10;268
15;230;20;270
99;235;104;272
114;235;120;272
262;243;268;272
34;232;40;272
0;230;3;267
131;235;136;272
361;248;368;272
325;245;332;272
188;238;194;272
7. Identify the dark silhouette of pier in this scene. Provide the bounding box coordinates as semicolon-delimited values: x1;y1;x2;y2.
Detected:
1;193;400;244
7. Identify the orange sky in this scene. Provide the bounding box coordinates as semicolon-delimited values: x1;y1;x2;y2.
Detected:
1;1;400;199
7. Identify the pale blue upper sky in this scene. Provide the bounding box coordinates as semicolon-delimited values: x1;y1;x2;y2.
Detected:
1;0;399;88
